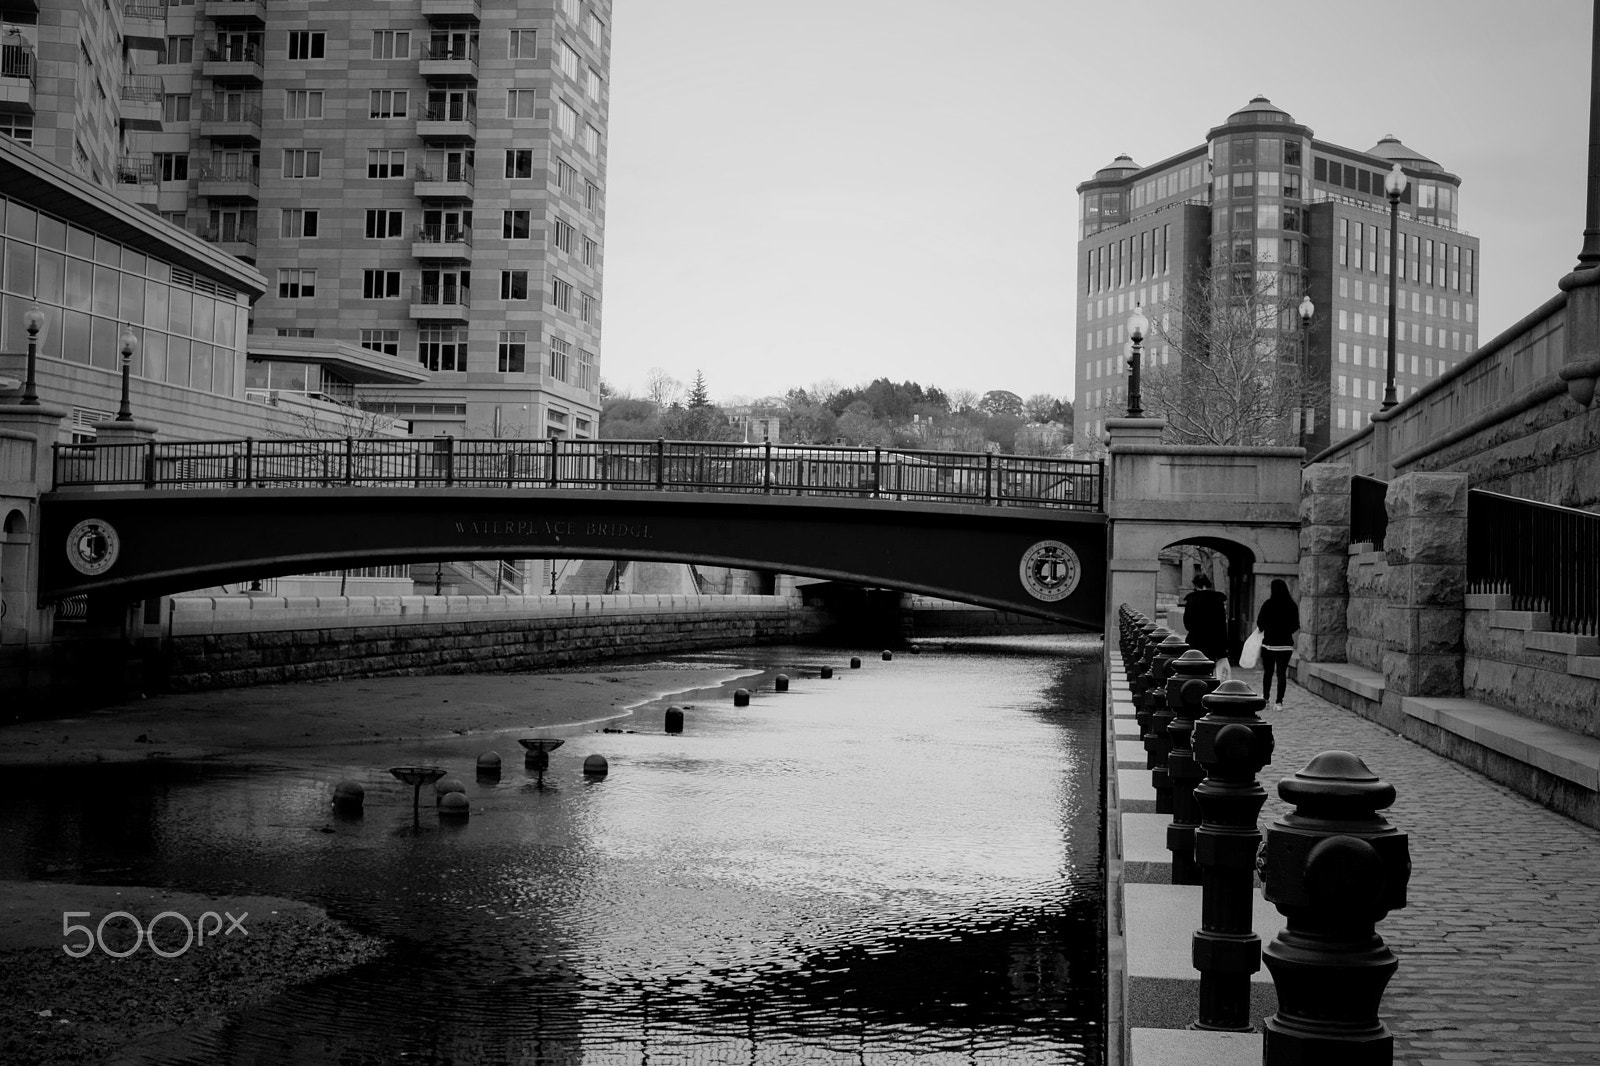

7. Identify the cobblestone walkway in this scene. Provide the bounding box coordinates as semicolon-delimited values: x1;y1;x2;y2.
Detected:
1248;674;1600;1066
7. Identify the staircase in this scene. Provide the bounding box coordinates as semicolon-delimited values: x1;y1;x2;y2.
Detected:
409;559;525;596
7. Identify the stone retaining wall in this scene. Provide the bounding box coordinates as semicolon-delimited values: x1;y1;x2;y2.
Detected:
1345;549;1387;673
1464;603;1600;740
159;595;831;692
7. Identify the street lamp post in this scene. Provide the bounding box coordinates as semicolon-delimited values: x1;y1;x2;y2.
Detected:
115;326;139;421
1382;163;1407;410
1126;303;1149;418
1298;294;1315;453
21;306;46;405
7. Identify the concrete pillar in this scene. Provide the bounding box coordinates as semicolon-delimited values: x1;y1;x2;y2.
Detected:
1557;266;1600;407
0;401;68;697
1297;463;1351;664
1382;470;1468;706
1105;417;1168;624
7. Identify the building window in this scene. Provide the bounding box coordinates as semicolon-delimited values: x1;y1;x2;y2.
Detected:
163;93;191;122
362;269;402;299
364;209;404;238
275;328;315;338
277;268;316;298
163;36;193;63
582;124;600;155
585;67;601;100
506;149;533;178
373;30;410;59
508;28;537;58
497;330;526;372
584;10;603;42
0;113;34;145
553;216;573;253
549;336;569;380
559;40;579;77
155;152;189;181
507;89;538;118
585;181;599;211
582;235;597;265
361;329;400;356
557;158;577;194
288;31;325;60
577;348;595;390
560;0;578;19
500;270;529;300
283;148;321;178
367;149;406;179
281;208;318;237
284;89;323;119
418;327;467;372
557;100;577;138
579;291;593;322
551;276;571;311
370;89;408;119
502;210;531;239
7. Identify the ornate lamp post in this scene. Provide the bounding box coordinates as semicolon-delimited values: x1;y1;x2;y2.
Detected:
1126;302;1149;418
1381;163;1407;410
20;305;46;405
115;326;139;421
1297;294;1315;452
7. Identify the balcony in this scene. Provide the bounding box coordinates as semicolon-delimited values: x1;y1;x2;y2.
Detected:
202;42;263;83
190;220;257;260
119;75;164;131
415;99;476;141
419;39;478;81
410;284;471;321
0;42;36;114
199;95;262;141
113;156;159;209
122;2;166;50
420;0;479;20
198;0;266;25
412;162;474;200
196;162;259;199
412;224;472;260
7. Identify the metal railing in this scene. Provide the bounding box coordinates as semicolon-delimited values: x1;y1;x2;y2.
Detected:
120;74;163;102
51;437;1106;511
197;162;259;185
190;221;257;244
423;40;479;62
116;156;157;184
414;225;472;246
0;42;35;82
411;284;470;309
417;100;477;124
1467;490;1600;637
124;2;166;17
1350;475;1387;550
204;42;261;64
201;97;262;124
413;162;475;186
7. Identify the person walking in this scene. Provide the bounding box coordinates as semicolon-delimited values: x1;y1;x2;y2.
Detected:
1181;574;1230;668
1255;578;1300;710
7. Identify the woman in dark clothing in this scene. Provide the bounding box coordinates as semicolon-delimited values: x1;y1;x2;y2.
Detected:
1256;578;1300;710
1181;574;1230;666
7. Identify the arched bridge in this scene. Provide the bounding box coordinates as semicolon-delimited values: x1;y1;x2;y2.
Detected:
37;437;1108;627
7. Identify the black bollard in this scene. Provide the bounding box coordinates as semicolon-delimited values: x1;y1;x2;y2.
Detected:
820;666;834;679
664;706;684;734
849;656;861;669
882;650;893;661
775;673;789;692
733;688;750;707
1261;751;1410;1065
1164;649;1219;885
1131;626;1168;769
1146;632;1189;812
1190;679;1274;1031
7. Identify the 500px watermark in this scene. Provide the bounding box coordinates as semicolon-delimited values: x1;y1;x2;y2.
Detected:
62;910;248;958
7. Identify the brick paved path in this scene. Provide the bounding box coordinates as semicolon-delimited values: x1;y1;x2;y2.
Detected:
1248;673;1600;1066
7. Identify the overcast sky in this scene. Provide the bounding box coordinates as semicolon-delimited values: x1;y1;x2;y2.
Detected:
601;0;1592;406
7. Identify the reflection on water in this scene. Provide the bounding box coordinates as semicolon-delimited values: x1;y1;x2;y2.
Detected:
1;636;1105;1064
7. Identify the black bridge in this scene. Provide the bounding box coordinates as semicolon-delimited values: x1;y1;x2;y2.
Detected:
39;438;1107;626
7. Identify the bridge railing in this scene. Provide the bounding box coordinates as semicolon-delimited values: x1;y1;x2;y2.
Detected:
1467;489;1600;636
52;437;1106;511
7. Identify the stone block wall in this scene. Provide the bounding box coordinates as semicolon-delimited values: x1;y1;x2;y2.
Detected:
1381;472;1468;701
1345;550;1387;673
1297;463;1350;663
1464;607;1600;739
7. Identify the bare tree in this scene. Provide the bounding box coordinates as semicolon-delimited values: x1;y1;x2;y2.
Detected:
1023;392;1061;423
946;387;980;413
645;367;682;409
1141;264;1327;447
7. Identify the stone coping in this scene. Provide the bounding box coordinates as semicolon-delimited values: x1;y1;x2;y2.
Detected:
1401;697;1600;792
1300;660;1385;702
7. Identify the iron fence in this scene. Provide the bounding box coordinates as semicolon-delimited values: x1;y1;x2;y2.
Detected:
52;437;1105;511
1350;475;1388;551
1467;490;1600;636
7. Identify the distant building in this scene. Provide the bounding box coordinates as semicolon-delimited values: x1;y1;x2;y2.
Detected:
726;407;782;443
1014;422;1069;456
1075;96;1480;451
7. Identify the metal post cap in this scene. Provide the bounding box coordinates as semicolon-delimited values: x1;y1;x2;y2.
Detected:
1199;679;1268;717
1277;750;1397;815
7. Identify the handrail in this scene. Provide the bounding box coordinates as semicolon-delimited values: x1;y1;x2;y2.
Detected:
50;437;1106;512
1467;489;1600;636
197;163;260;184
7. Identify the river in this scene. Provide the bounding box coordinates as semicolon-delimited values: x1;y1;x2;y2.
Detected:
3;634;1105;1064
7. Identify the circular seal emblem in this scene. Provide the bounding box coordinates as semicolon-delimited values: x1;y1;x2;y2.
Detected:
66;518;120;576
1019;539;1081;602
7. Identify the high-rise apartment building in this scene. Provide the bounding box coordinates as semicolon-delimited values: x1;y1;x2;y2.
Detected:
1;0;609;440
1075;97;1479;452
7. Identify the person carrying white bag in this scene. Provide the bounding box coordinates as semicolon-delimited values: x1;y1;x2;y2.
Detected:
1252;578;1300;711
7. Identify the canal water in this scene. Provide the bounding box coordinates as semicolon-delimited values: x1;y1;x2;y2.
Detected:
3;635;1105;1064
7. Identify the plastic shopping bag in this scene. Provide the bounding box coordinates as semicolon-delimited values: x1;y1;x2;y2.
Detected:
1240;627;1264;669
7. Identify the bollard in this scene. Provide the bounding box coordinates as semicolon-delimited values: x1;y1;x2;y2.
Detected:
475;751;502;778
434;776;466;804
820;665;834;679
664;706;684;734
910;644;921;655
438;791;470;817
733;688;750;707
1164;649;1219;885
775;673;789;692
583;754;609;777
882;650;893;661
1131;626;1169;768
1146;631;1190;812
849;656;861;669
1190;679;1274;1031
1261;751;1410;1065
331;780;365;812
